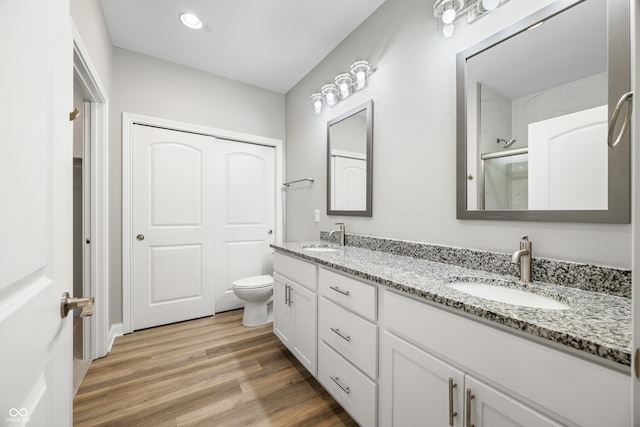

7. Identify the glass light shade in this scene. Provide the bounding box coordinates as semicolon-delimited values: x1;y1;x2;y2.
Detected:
480;0;501;11
321;83;338;106
335;73;353;98
350;60;370;89
180;13;203;30
310;93;324;114
442;23;457;38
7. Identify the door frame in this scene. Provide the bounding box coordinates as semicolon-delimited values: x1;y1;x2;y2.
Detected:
122;113;284;334
71;22;110;359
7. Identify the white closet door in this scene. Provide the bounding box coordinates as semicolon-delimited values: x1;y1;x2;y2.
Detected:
132;125;215;330
213;140;275;313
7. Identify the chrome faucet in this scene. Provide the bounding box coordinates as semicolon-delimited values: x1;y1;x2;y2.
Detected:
329;222;346;246
511;235;532;282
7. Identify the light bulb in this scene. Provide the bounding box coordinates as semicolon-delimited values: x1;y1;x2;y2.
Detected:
356;71;366;81
314;101;322;114
481;0;500;11
180;13;203;30
441;8;456;24
326;93;334;102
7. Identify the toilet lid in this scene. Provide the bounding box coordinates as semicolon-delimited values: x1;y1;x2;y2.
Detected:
232;274;273;289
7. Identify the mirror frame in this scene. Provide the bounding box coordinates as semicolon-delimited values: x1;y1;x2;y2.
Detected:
327;99;374;217
456;0;630;223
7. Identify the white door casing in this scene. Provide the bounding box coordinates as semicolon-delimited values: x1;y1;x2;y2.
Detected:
528;105;608;210
72;21;111;360
132;125;216;330
123;114;283;334
213;139;275;313
0;0;73;424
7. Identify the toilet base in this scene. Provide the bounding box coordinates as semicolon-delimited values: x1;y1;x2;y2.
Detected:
242;299;273;327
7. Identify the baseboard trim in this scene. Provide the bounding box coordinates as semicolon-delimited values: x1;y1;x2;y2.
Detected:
107;323;123;354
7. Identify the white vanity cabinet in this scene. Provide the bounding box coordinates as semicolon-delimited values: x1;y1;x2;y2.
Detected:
381;290;630;427
381;331;465;426
382;331;561;426
272;253;317;376
317;267;378;427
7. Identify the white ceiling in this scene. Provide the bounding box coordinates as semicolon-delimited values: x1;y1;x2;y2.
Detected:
100;0;387;94
466;0;606;100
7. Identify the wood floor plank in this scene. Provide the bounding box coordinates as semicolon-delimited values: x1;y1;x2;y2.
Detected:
74;310;358;426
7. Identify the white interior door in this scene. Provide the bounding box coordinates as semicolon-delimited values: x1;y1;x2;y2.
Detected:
331;154;367;211
213;140;275;312
0;0;73;424
528;105;608;210
132;125;215;330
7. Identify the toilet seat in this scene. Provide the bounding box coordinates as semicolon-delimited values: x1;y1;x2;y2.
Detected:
232;275;273;289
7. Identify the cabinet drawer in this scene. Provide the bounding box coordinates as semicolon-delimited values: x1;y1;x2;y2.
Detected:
273;252;316;290
319;268;376;321
318;341;377;427
319;297;378;379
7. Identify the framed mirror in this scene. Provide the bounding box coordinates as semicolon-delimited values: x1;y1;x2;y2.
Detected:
456;0;630;223
327;100;373;216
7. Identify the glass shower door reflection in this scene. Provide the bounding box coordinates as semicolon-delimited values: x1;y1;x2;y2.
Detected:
481;149;528;210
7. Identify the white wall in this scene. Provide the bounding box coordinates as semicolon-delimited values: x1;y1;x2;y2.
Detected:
284;0;631;268
110;48;285;323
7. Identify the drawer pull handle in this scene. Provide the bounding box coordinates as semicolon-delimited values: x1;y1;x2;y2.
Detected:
448;378;457;426
330;376;350;394
330;327;351;342
465;388;475;427
329;286;350;296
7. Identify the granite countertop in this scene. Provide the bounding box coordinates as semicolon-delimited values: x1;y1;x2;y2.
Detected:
272;241;632;368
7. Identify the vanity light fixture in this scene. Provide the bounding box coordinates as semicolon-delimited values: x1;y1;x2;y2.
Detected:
180;12;203;30
310;60;373;114
433;0;510;37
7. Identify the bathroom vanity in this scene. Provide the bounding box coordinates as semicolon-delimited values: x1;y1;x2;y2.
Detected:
271;241;631;427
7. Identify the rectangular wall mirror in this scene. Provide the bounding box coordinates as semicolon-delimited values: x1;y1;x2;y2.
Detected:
456;0;630;223
327;100;373;217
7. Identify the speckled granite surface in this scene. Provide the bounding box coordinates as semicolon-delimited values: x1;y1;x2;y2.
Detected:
320;232;632;298
272;241;632;367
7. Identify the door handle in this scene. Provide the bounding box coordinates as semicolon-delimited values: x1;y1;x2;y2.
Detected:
136;234;145;241
608;91;633;148
267;229;273;235
61;292;95;318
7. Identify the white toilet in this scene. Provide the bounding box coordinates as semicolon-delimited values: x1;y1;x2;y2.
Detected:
232;275;274;327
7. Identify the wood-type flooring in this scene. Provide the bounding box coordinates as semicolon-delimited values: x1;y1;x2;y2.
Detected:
73;310;357;426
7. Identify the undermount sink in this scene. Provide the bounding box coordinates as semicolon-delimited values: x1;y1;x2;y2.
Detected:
302;245;340;253
448;282;570;310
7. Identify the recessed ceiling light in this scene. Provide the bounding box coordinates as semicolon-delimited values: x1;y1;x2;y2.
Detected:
180;13;203;30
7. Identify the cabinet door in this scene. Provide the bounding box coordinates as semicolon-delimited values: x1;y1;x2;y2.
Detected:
273;274;292;349
291;281;317;376
381;331;465;427
465;376;562;427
